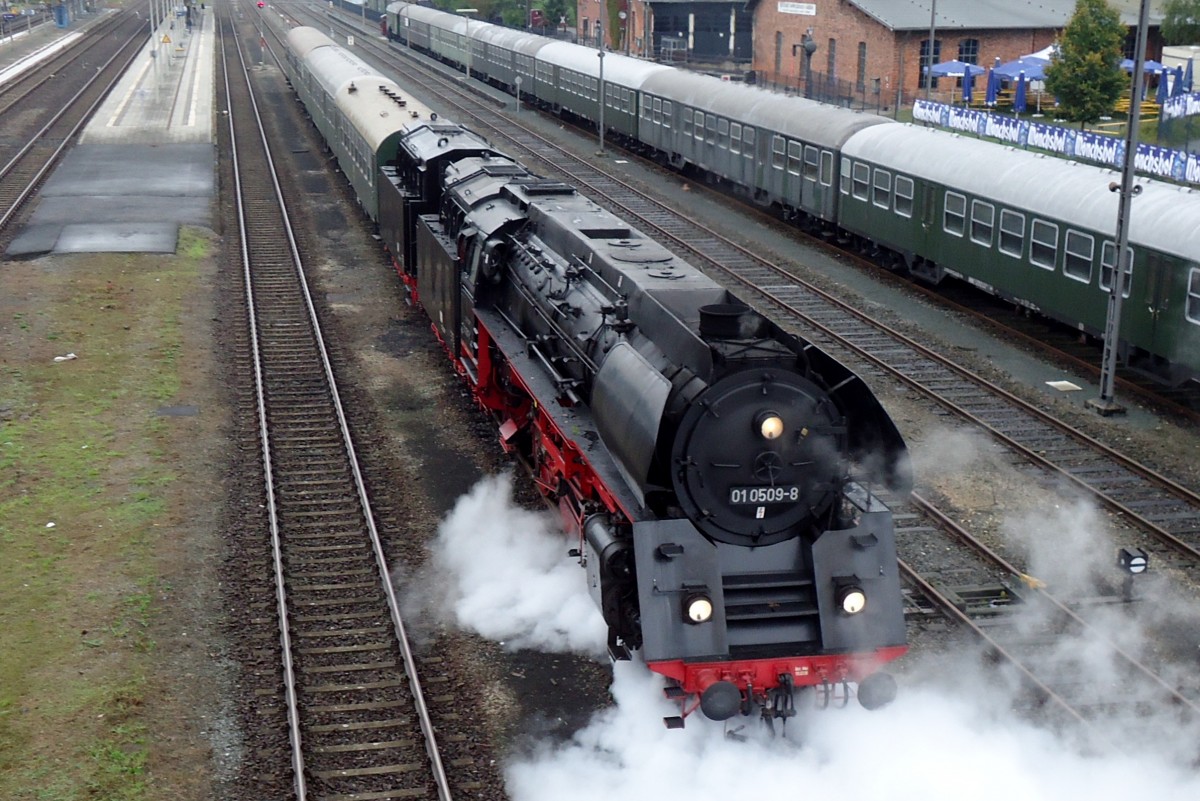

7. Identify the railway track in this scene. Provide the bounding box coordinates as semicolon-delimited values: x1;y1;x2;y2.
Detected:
0;7;146;242
216;9;456;798
275;7;1200;735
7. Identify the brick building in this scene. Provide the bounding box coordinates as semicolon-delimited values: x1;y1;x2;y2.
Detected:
576;0;1165;108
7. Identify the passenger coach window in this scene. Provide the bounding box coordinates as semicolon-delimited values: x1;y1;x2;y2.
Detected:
653;97;662;123
894;175;914;217
852;162;870;200
1100;242;1133;297
787;141;802;175
772;136;785;170
696;111;705;140
683;109;692;136
731;123;742;154
1030;220;1058;269
944;191;966;236
743;127;755;159
840;159;851;194
718;118;729;149
970;200;994;246
820;151;834;185
663;101;672;128
706;114;717;143
873;169;891;208
999;210;1024;257
1187;268;1200;324
1064;231;1094;282
803;146;819;181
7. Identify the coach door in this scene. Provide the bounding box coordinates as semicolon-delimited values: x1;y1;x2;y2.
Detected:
1143;250;1172;357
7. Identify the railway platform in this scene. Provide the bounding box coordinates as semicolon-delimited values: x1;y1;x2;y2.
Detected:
6;8;216;257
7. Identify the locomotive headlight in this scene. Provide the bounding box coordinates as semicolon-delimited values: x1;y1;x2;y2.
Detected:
684;593;714;624
837;585;867;615
757;411;785;441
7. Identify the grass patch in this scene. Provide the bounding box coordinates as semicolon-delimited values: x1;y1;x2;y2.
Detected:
0;235;215;799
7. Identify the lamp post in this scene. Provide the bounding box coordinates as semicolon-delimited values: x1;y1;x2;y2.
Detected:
802;29;817;99
455;7;477;80
1088;0;1151;416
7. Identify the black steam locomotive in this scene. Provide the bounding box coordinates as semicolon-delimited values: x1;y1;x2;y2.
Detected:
285;26;911;728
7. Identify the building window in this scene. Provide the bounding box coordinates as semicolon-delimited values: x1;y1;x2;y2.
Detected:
827;38;837;79
775;30;783;76
920;39;941;87
970;200;994;246
1064;230;1094;282
856;42;867;91
999;209;1024;257
1030;219;1058;269
958;38;979;65
944;191;966;236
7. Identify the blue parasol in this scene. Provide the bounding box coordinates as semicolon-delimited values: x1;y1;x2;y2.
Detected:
1172;65;1186;97
1013;71;1027;113
1121;58;1164;73
985;67;999;106
1157;69;1169;104
995;57;1047;81
963;68;974;104
1185;57;1195;92
923;59;986;78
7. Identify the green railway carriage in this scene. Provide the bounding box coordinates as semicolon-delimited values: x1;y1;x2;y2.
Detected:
283;27;438;222
637;71;890;226
838;124;1200;384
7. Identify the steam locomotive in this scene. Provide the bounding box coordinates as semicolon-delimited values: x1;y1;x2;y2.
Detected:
283;26;911;728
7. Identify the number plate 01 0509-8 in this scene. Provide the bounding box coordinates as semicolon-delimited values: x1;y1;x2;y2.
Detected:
728;485;800;505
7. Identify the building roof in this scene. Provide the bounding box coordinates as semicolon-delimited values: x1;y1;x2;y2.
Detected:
846;0;1164;31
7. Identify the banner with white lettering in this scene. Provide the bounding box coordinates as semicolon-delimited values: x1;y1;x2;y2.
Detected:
911;99;1194;187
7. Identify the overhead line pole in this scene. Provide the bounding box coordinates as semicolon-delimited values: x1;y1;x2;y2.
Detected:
1088;0;1151;417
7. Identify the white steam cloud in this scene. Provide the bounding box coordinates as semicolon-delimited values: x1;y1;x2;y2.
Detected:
415;472;606;655
418;475;1200;801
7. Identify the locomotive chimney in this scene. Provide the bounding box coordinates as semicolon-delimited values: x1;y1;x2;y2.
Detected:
699;304;766;340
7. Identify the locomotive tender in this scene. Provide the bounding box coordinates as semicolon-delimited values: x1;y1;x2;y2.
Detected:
385;1;1200;387
283;26;912;727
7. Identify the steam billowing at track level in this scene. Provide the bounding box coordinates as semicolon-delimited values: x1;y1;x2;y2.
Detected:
282;25;912;729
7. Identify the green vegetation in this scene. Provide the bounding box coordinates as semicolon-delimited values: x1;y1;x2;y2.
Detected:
1044;0;1127;126
1162;0;1200;44
0;230;214;799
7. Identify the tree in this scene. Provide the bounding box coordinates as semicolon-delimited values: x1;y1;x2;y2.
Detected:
1043;0;1127;126
1162;0;1200;44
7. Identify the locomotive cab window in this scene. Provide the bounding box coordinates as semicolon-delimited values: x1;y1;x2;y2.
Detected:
1100;242;1134;297
872;169;891;208
943;191;966;236
852;162;870;200
999;209;1025;258
970;200;994;246
1064;230;1095;283
1030;219;1059;270
894;175;914;217
1187;268;1200;325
